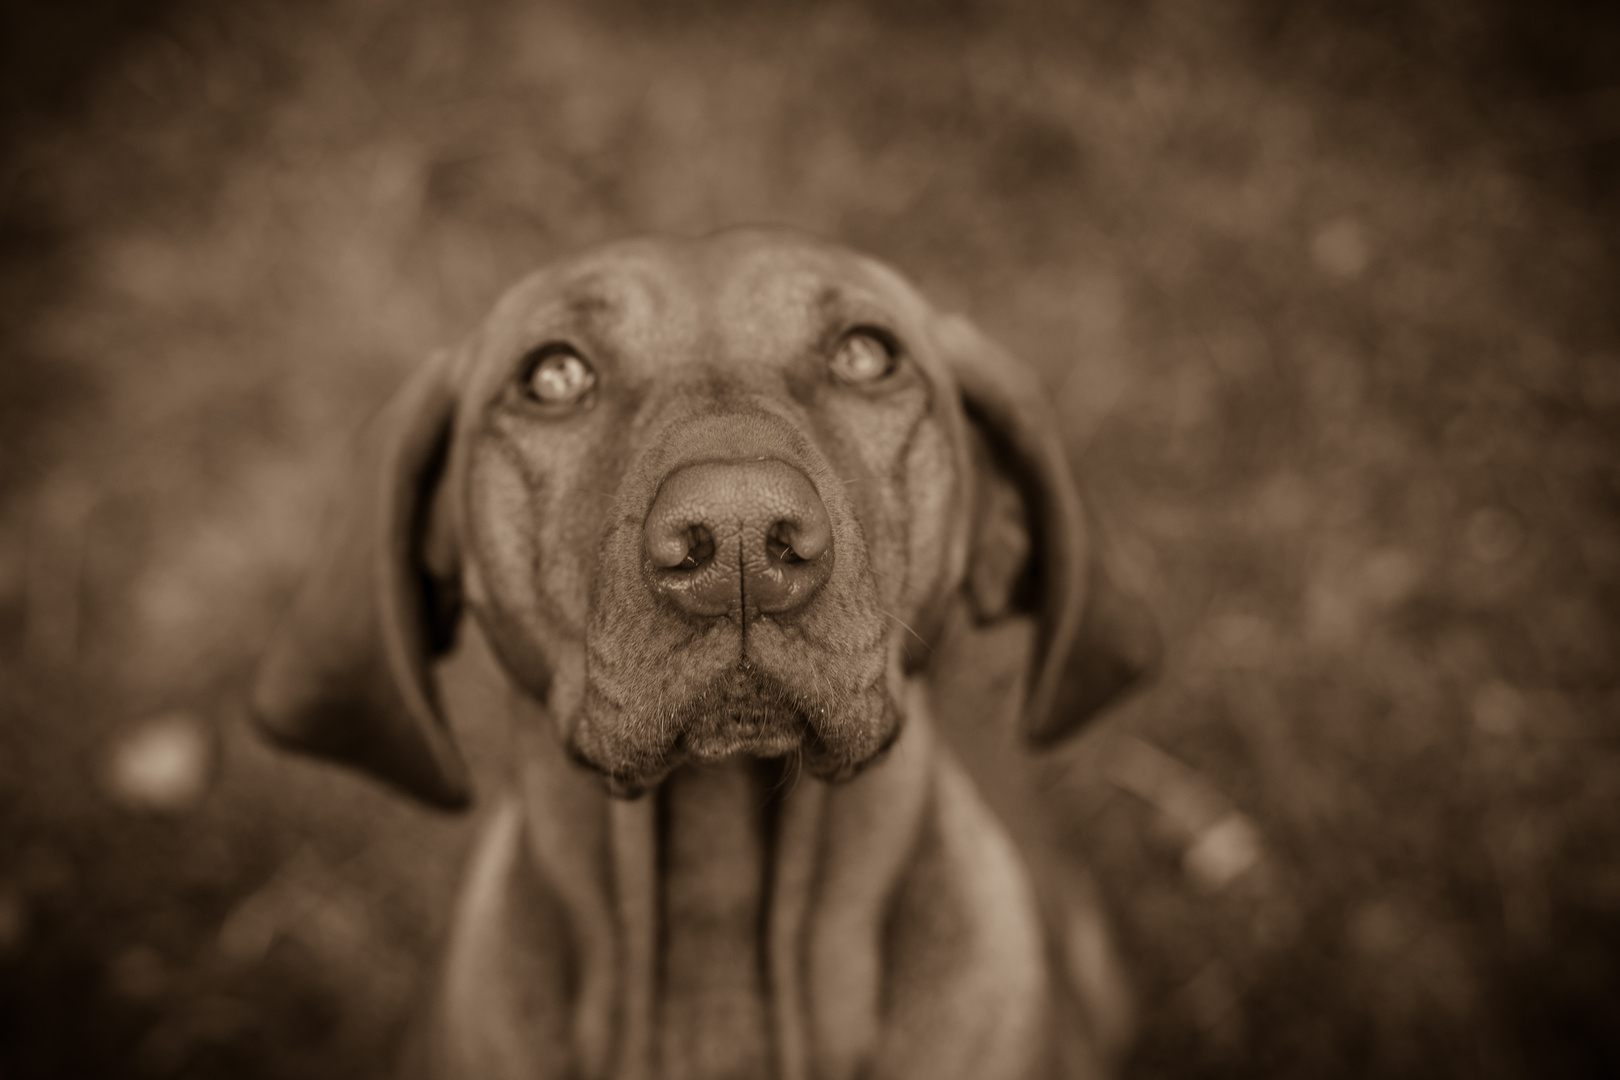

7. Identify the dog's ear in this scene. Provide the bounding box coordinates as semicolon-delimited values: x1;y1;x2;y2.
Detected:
935;314;1160;745
250;351;471;808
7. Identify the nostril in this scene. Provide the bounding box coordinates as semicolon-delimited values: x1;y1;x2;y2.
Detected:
776;512;831;564
766;517;828;565
766;533;801;564
678;527;715;570
647;522;716;570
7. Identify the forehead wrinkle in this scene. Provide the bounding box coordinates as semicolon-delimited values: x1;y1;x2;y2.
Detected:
508;260;696;368
556;265;663;335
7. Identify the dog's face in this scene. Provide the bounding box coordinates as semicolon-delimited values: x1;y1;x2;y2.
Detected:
453;233;965;792
252;228;1158;807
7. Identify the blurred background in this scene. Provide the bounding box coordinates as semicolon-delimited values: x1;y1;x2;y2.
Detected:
1;0;1617;1076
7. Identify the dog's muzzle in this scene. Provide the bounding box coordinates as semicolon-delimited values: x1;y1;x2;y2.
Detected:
568;438;897;796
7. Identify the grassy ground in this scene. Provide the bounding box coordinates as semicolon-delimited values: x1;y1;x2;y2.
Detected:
1;0;1617;1076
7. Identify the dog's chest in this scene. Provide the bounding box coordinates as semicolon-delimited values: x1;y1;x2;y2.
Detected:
653;760;776;1080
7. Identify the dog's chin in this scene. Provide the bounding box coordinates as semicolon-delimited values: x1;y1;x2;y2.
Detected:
568;663;902;799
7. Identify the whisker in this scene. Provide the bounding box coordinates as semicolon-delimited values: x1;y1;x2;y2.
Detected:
881;608;930;649
806;657;846;715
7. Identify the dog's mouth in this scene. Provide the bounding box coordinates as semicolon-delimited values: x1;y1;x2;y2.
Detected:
569;658;899;798
669;660;811;761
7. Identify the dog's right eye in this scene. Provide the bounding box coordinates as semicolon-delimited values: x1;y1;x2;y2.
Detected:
829;330;897;386
523;346;596;406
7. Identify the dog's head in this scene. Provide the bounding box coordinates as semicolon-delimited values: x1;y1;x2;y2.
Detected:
251;228;1158;806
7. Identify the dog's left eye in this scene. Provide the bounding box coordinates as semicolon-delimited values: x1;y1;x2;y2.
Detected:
830;331;897;385
524;347;596;406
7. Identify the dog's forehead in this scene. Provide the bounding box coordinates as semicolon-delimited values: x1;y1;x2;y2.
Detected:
706;235;921;330
486;234;932;372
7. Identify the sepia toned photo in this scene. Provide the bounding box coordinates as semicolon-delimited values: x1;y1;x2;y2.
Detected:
1;1;1616;1077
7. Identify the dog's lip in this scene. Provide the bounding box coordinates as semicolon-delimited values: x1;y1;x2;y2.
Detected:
571;654;898;796
574;742;793;799
677;725;805;762
571;718;811;789
568;707;895;797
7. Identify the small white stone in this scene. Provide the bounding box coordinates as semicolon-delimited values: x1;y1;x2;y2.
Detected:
1184;813;1263;893
105;712;214;812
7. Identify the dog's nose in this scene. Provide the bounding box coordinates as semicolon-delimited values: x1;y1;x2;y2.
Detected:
644;459;833;618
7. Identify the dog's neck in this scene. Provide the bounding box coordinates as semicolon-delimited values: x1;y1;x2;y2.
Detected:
653;758;781;1078
507;685;938;1080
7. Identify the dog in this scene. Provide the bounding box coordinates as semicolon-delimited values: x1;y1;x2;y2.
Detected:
250;227;1158;1080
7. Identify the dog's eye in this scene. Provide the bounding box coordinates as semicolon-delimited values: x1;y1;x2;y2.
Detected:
524;347;596;406
829;331;896;385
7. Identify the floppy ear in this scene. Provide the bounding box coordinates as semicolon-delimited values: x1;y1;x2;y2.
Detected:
936;314;1161;745
250;352;471;808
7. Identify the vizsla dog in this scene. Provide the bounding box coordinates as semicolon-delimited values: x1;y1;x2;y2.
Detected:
251;228;1157;1080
